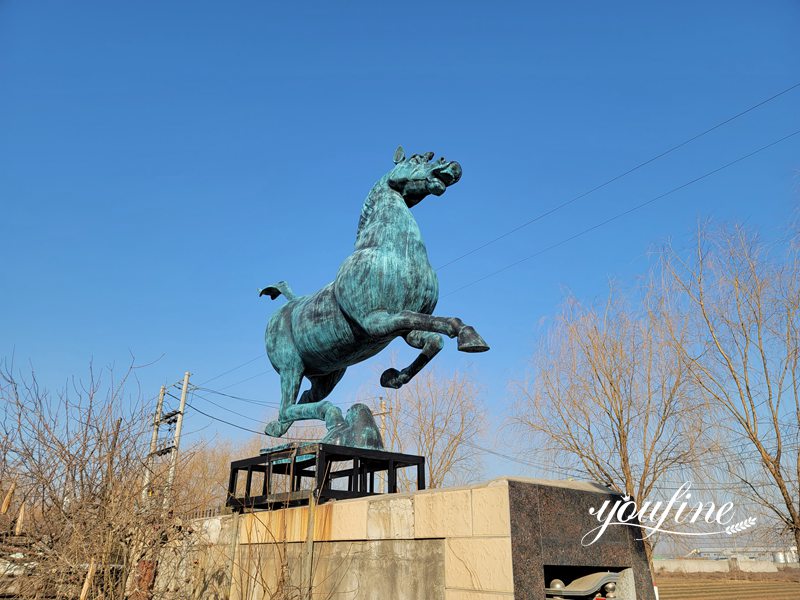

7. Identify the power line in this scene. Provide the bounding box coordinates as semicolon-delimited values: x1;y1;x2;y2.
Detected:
219;370;269;390
436;80;800;271
444;127;800;297
194;384;371;411
181;422;213;438
192;391;272;422
195;355;263;386
165;391;182;402
184;400;266;436
389;405;587;480
677;443;800;471
188;390;328;433
463;438;587;479
382;400;797;486
185;400;319;441
192;386;280;408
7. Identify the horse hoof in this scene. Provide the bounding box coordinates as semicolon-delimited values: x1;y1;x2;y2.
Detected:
380;368;405;389
320;402;345;428
264;420;291;437
457;326;490;353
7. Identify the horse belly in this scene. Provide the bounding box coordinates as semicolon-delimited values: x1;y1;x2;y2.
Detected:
335;248;439;319
290;284;389;374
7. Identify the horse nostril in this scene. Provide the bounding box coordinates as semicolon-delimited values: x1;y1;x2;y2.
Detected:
432;160;461;186
447;162;462;184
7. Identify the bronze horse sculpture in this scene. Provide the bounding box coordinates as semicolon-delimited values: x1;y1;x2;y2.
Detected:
260;146;488;447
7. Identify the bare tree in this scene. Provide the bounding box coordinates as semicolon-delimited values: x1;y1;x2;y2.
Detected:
176;435;265;512
0;362;203;599
665;223;800;552
376;368;485;489
512;284;703;565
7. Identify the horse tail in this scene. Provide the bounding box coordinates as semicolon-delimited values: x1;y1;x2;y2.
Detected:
259;280;297;301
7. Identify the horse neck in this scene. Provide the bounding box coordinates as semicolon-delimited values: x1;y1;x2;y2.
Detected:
355;177;417;248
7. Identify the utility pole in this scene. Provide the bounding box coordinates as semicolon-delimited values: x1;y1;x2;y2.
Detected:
136;372;190;600
141;385;166;503
164;371;190;509
140;372;191;508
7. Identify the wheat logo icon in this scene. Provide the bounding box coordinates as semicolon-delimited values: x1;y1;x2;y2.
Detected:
725;517;757;535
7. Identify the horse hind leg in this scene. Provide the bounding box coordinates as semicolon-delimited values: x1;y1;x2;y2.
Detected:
381;331;443;389
298;369;346;404
361;309;489;353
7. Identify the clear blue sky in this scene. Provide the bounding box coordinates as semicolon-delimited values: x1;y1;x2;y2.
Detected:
2;2;799;473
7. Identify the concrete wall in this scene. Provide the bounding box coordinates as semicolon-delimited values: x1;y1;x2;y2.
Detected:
654;559;731;574
737;559;780;573
653;558;800;574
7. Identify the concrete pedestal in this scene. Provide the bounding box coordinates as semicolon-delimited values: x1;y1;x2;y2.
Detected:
172;477;655;599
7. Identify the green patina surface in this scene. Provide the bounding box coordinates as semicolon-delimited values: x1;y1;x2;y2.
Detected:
259;147;488;449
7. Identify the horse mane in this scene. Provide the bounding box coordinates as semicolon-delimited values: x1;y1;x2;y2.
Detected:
355;200;373;241
355;177;387;243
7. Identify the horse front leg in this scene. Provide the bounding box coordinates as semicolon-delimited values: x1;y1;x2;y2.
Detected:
381;331;443;389
283;370;347;430
362;310;489;353
264;368;303;437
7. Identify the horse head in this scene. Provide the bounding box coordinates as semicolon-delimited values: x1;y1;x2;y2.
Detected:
387;146;462;208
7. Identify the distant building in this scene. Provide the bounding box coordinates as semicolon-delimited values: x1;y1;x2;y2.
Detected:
685;546;798;563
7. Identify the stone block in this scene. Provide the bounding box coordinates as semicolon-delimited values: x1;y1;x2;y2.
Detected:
367;496;414;539
471;482;510;537
314;498;369;541
415;488;472;538
445;537;514;593
240;506;309;544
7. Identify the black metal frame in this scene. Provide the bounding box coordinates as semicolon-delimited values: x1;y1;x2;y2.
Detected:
226;443;426;512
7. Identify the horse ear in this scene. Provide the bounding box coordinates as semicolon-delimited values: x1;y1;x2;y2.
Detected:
393;146;405;164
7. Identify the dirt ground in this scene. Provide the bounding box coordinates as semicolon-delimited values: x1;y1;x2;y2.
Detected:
654;568;800;583
654;572;800;600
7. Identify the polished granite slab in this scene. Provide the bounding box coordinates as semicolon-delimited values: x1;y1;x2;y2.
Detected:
507;479;656;600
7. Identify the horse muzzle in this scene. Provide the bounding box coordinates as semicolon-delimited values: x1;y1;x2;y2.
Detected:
431;161;462;187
